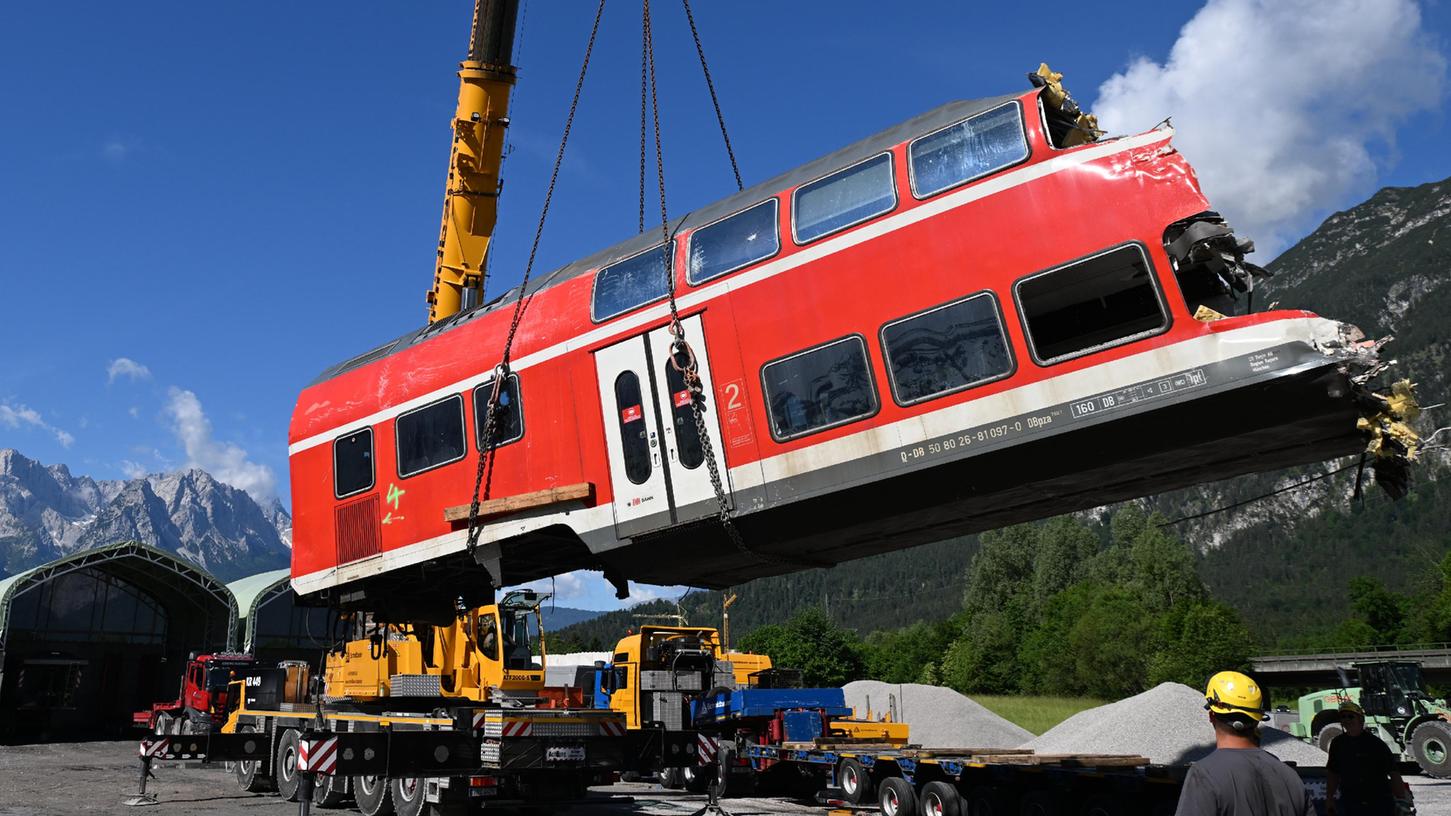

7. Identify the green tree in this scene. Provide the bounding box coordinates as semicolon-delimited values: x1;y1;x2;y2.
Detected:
1149;600;1254;688
940;600;1030;694
1346;576;1408;643
1127;516;1206;612
737;607;866;687
1064;588;1156;698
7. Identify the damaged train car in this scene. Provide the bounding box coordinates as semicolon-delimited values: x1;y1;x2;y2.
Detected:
288;68;1418;620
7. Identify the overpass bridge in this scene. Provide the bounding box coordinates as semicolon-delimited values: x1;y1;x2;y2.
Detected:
1251;643;1451;686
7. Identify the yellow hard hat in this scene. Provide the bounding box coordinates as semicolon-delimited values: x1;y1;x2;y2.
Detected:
1204;671;1269;721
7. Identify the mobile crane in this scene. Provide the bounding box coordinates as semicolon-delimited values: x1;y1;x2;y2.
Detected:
131;4;641;812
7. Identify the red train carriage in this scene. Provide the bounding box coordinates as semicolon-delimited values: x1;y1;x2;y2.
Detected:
289;84;1389;620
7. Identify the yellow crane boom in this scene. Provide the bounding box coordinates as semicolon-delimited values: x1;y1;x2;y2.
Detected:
427;0;521;324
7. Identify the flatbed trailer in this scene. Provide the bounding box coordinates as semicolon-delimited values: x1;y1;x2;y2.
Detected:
738;743;1330;816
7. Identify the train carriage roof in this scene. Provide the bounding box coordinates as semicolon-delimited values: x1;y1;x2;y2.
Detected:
310;91;1028;387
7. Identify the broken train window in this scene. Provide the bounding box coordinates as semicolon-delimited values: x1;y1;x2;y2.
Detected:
1016;244;1169;364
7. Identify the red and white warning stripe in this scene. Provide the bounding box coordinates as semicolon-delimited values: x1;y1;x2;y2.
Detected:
500;720;532;738
472;711;488;731
697;734;719;763
598;719;626;738
139;738;169;758
298;736;339;775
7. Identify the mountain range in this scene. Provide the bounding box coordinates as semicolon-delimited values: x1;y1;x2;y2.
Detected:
0;448;292;581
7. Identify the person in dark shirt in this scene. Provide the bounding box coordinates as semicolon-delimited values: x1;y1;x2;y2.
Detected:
1326;701;1406;816
1176;671;1313;816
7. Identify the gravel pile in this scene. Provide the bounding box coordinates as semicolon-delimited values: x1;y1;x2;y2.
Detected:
1022;682;1328;766
842;681;1032;749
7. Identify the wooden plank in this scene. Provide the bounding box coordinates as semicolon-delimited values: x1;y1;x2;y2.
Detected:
443;483;594;523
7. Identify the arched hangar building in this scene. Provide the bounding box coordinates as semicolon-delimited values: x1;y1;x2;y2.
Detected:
0;542;325;742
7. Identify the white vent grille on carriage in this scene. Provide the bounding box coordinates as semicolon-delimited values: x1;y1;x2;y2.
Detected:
528;721;599;737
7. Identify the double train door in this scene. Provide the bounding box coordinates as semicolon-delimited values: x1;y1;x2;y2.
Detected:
594;315;732;538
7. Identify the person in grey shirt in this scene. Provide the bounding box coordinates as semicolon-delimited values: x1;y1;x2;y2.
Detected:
1176;671;1313;816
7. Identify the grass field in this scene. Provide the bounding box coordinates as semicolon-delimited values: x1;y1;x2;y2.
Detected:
974;695;1105;735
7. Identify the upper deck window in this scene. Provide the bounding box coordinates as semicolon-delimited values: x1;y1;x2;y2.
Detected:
592;243;674;322
881;293;1013;405
333;428;374;498
687;200;780;284
909;103;1029;199
396;394;467;478
761;336;878;440
1016;244;1169;364
473;374;524;450
792;154;896;244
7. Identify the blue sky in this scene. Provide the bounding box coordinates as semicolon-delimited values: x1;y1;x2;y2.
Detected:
2;1;1448;608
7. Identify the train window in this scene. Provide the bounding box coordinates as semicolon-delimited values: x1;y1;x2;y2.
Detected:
592;243;674;322
881;293;1013;405
687;199;780;284
396;394;467;478
333;428;375;498
761;336;878;440
909;103;1029;198
472;374;524;450
662;357;704;469
792;154;896;244
614;371;653;484
1016;244;1169;364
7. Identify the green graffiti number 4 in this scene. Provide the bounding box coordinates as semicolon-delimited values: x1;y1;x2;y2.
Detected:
382;483;406;525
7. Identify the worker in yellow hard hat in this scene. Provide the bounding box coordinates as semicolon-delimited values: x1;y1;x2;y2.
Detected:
1326;700;1409;816
1175;671;1312;816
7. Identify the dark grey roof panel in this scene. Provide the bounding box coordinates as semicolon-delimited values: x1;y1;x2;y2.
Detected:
310;92;1030;387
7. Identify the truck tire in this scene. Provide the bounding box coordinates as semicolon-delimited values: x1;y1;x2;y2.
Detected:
1412;720;1451;778
1316;723;1345;753
390;777;427;816
660;767;684;789
920;780;962;816
314;773;349;808
153;713;173;736
275;729;303;802
838;757;873;804
1019;790;1062;816
353;775;394;816
879;777;916;816
234;725;276;793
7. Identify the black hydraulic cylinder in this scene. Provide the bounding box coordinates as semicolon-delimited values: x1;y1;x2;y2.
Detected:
468;0;521;67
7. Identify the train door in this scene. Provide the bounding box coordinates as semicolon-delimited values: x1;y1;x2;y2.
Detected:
594;314;732;538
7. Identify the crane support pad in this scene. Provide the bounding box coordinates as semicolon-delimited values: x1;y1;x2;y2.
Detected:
444;482;594;523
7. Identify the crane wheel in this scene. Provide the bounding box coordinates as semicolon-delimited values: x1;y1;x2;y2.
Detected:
314;772;350;809
837;757;873;804
352;775;394;816
878;777;916;816
1412;720;1451;778
153;713;173;736
683;763;710;794
274;729;302;802
390;776;428;816
233;725;276;793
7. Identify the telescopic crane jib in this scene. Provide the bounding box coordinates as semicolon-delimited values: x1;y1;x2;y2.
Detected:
426;0;521;324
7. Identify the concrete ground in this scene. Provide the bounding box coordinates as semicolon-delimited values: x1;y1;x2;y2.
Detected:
0;742;819;816
3;741;1449;815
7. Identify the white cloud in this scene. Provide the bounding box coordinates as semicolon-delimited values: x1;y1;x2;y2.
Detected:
518;571;590;601
164;388;276;500
120;460;148;479
107;357;152;384
1092;0;1447;255
0;402;74;448
128;406;140;419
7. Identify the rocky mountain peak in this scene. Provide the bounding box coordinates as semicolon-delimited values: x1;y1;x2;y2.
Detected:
0;450;291;580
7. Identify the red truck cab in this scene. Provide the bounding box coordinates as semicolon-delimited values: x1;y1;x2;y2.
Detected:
133;652;256;734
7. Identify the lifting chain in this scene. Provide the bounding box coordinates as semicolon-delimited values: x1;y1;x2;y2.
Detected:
466;0;608;561
642;0;797;570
